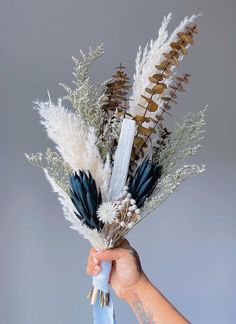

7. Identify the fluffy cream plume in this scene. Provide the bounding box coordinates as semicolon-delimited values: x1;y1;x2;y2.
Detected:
34;98;111;200
129;13;201;117
44;169;108;251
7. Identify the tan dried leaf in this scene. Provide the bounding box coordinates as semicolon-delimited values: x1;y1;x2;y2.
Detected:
163;68;173;76
141;95;152;103
179;44;188;55
170;42;181;50
163;53;173;59
133;115;150;123
145;87;154;95
131;149;138;160
162;73;170;79
156;84;167;93
148;74;163;83
134;136;145;146
177;32;193;44
138;125;153;136
155;64;165;71
147;100;159;112
170;50;180;58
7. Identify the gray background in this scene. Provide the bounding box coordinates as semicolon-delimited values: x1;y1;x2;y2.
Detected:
0;0;236;323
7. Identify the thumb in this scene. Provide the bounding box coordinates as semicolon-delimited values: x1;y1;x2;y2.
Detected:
95;248;127;261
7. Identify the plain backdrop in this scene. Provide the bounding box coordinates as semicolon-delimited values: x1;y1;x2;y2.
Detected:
1;0;236;323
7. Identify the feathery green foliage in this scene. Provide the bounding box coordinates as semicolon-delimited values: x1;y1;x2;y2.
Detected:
60;44;105;131
156;108;206;176
141;163;205;218
25;148;72;194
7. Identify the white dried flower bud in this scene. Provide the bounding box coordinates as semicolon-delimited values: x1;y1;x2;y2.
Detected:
125;197;130;203
118;205;123;211
127;211;132;217
135;209;140;214
123;190;128;196
130;199;136;205
131;205;137;211
127;193;132;198
120;221;125;227
123;185;129;191
122;199;126;206
128;221;134;229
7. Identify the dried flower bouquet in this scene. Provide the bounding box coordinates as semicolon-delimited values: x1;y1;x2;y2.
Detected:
26;13;206;319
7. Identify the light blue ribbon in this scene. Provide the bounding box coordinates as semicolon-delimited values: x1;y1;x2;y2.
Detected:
92;260;116;324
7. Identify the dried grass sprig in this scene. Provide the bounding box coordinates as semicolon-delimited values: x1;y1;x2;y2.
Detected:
129;14;200;117
150;73;191;159
131;23;198;165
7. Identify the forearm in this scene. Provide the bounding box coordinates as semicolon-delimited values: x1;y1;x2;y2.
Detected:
124;274;190;324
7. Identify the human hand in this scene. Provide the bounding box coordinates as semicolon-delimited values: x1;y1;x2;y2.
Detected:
87;240;189;323
86;239;148;301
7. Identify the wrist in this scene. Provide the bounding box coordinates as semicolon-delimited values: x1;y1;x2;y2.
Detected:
123;272;152;304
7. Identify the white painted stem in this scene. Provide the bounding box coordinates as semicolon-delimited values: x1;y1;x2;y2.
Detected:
108;119;136;201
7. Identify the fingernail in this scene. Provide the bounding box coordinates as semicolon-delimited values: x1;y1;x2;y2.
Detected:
93;257;99;265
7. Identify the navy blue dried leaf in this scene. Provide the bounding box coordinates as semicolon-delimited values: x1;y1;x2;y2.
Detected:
128;158;162;208
69;170;103;230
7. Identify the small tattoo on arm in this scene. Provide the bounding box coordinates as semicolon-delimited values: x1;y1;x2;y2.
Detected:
131;293;157;324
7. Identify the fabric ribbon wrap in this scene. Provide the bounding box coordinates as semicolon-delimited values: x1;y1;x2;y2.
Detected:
87;119;136;323
87;260;116;324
